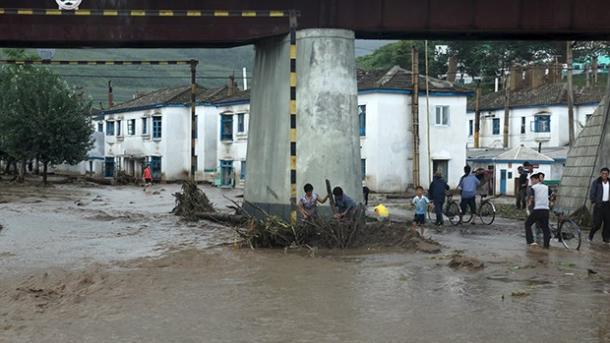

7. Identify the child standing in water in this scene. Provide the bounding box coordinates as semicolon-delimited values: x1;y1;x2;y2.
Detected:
412;186;430;237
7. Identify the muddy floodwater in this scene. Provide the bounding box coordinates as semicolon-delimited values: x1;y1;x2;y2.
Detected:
1;182;610;342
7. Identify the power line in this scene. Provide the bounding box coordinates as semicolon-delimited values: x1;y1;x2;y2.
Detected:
59;74;252;79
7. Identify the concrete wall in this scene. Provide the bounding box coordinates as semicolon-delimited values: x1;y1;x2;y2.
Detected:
245;29;362;219
557;96;608;214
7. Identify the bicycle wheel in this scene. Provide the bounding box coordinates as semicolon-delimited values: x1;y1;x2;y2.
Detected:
478;201;496;225
447;202;462;226
558;219;582;250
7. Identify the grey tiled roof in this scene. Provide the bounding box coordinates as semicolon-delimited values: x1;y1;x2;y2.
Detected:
358;66;470;93
467;83;605;111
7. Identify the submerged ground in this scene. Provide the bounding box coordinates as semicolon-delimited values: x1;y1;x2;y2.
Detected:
0;181;609;342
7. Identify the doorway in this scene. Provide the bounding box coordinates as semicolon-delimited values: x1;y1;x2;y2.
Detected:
220;160;233;187
500;169;507;195
432;160;449;180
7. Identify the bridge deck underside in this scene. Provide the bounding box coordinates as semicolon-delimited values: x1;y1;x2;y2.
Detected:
2;0;610;47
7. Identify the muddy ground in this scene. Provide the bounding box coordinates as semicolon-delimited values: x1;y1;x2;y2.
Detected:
1;180;609;342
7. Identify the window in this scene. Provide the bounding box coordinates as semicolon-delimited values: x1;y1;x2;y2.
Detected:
152;116;162;139
193;115;198;139
127;119;135;136
106;121;115;136
141;118;148;135
221;114;233;141
468;120;473;136
435;106;449;126
116;120;122;136
492;118;500;135
237;113;245;133
240;160;246;180
520;117;526;134
358;105;366;136
361;159;366;180
97;122;103;132
533;115;550;133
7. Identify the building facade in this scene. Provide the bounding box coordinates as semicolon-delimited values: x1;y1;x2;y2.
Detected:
358;67;470;191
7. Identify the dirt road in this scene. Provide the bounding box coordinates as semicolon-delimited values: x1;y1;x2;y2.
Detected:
1;182;609;342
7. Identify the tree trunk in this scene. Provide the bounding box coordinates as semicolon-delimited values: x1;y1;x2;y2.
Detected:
592;56;598;85
43;161;49;185
34;155;40;175
4;158;12;175
17;160;26;183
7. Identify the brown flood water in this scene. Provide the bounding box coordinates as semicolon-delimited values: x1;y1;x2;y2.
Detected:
1;183;610;342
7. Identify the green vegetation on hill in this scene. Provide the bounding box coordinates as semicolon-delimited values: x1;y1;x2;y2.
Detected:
1;48;254;107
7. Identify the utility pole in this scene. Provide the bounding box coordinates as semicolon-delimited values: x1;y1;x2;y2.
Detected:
474;80;481;148
503;73;510;148
411;46;420;187
190;59;198;180
567;41;575;146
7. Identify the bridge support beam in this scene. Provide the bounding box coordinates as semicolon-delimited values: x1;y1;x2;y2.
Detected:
245;29;362;220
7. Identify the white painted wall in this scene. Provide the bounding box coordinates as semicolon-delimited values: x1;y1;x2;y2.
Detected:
195;104;219;182
215;102;250;188
467;103;600;149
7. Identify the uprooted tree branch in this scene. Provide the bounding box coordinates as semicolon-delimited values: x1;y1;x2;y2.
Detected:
172;180;440;252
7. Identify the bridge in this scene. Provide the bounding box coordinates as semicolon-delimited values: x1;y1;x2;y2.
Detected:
1;0;608;219
2;0;610;47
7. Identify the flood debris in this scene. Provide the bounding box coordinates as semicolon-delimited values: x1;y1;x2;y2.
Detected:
171;180;215;220
511;291;530;297
448;254;484;271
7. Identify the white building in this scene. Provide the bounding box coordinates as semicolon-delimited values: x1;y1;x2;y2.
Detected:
467;146;555;196
465;82;604;193
97;85;232;182
357;66;471;191
213;90;250;188
466;83;602;150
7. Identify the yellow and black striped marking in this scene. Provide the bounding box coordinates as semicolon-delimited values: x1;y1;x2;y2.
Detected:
0;8;296;17
0;60;193;65
289;19;298;223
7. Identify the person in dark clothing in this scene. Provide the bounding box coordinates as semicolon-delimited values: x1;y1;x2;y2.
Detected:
589;167;610;243
516;166;528;210
428;171;450;225
363;186;370;206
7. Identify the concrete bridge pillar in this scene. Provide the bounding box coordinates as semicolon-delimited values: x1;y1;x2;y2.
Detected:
244;29;362;219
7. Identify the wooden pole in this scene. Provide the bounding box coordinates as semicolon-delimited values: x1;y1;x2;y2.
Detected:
503;73;510;148
325;179;337;214
567;41;575;146
425;40;432;184
474;80;481;148
411;46;420;187
190;60;198;180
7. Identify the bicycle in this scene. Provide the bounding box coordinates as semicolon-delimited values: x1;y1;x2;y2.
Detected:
427;194;462;226
459;194;496;225
534;210;582;250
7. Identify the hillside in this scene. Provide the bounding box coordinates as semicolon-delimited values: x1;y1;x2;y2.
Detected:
2;47;255;107
2;40;393;108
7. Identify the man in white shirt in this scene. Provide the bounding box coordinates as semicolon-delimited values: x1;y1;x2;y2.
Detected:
589;167;610;243
524;173;551;248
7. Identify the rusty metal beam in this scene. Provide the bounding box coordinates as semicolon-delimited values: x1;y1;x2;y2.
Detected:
1;0;610;48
